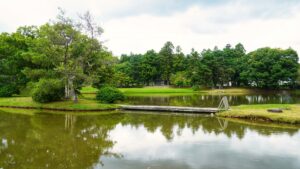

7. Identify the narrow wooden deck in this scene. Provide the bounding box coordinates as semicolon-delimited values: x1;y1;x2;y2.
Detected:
120;105;219;113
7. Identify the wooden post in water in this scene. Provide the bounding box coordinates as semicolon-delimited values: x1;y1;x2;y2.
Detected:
218;96;230;111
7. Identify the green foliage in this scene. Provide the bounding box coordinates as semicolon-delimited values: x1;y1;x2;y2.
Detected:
173;46;187;72
7;10;115;101
159;41;174;85
90;51;117;88
0;31;32;96
296;65;300;87
140;50;160;85
192;85;201;91
111;71;133;88
198;44;246;87
240;48;298;89
0;85;18;97
186;49;203;86
1;12;299;94
96;86;125;103
114;42;299;90
32;79;65;103
170;71;190;87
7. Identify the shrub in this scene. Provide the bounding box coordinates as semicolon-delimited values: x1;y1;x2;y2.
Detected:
0;85;17;97
96;86;125;103
192;85;201;91
170;72;191;87
32;79;65;103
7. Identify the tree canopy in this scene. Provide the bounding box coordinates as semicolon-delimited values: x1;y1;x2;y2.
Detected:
0;10;299;101
0;10;116;100
113;43;299;89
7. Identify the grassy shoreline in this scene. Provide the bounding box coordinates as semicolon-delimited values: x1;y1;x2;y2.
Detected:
81;86;262;95
0;97;118;111
81;86;196;94
218;104;300;124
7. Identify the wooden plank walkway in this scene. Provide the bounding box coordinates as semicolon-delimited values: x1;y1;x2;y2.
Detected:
120;97;229;114
120;105;219;113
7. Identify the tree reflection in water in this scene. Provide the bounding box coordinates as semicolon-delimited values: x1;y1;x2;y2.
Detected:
0;112;122;169
125;92;300;107
0;110;299;169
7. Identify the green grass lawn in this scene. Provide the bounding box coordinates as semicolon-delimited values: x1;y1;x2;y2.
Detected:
201;88;254;95
81;86;195;94
80;86;98;93
119;87;195;94
0;97;118;111
218;104;300;124
80;86;255;95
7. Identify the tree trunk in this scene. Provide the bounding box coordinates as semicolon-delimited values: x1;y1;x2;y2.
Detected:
64;42;70;99
73;93;78;103
68;77;78;103
65;80;70;99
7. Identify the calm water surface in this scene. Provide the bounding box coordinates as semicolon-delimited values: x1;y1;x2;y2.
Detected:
0;111;300;169
125;91;300;107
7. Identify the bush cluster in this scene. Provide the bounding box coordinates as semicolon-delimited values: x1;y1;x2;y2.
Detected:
96;86;125;103
0;85;17;97
192;85;201;91
32;79;65;103
170;72;191;87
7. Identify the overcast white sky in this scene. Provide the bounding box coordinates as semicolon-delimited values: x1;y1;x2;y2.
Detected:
1;0;300;56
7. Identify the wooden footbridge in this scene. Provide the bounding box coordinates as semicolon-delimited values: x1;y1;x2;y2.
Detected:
120;96;230;114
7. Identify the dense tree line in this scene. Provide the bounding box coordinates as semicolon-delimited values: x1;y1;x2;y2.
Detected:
113;42;299;89
0;11;299;102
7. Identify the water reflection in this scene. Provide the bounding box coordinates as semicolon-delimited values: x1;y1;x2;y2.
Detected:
0;112;121;169
125;92;300;107
0;111;299;169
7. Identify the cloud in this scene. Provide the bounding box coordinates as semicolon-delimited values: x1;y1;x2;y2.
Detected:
106;124;300;169
0;0;300;55
103;4;300;55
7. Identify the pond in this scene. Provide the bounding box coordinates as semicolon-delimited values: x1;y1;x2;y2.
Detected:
0;111;299;169
124;91;300;107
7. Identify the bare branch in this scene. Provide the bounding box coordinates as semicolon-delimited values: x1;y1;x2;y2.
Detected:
79;11;103;39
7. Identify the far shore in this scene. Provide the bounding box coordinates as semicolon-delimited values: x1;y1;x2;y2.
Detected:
81;86;299;95
0;86;300;125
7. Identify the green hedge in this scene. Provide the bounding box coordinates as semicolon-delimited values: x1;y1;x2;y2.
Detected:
96;86;125;103
0;85;17;97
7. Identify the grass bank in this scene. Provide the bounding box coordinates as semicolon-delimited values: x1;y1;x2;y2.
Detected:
81;86;195;94
81;86;255;95
0;97;118;111
119;87;195;94
218;104;300;124
0;107;118;116
201;88;254;95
